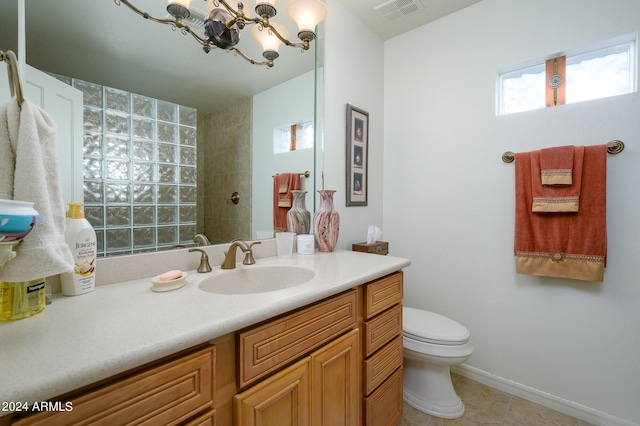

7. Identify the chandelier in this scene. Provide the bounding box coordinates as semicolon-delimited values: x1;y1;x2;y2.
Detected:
115;0;328;68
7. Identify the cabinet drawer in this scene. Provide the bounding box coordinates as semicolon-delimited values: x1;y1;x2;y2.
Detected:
363;335;403;396
364;303;402;357
238;290;357;388
364;272;403;320
14;346;215;426
184;408;216;426
363;366;403;426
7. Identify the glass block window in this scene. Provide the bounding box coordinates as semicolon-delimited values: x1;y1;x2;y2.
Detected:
62;77;198;257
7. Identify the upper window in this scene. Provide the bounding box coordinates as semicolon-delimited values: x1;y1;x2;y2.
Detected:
498;36;636;115
274;121;314;153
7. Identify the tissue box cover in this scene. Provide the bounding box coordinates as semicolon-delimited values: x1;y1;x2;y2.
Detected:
352;241;388;255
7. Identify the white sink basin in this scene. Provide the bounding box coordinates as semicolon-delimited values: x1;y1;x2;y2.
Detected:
198;265;315;295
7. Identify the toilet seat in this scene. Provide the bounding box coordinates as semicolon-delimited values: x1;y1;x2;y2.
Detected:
403;307;470;346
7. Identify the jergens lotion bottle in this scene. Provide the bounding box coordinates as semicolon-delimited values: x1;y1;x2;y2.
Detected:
61;203;97;296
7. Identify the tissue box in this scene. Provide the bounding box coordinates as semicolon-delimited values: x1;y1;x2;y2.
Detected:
352;241;388;255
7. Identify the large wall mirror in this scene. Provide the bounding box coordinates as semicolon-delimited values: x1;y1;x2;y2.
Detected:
0;0;323;255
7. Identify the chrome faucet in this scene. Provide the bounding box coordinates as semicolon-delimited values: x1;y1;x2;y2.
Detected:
221;240;262;269
188;248;212;273
193;233;210;246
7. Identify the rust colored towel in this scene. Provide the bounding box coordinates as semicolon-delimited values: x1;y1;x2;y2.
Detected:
532;146;584;213
540;145;574;185
514;145;607;282
273;173;300;233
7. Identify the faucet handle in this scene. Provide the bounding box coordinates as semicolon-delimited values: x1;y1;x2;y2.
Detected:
242;241;262;265
188;248;212;273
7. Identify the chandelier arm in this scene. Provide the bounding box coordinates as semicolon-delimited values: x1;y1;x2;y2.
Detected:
229;47;274;68
115;0;213;49
215;0;240;20
262;22;308;50
185;27;216;50
116;0;177;26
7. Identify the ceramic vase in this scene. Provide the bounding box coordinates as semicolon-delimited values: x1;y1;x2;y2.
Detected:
286;190;311;235
313;189;340;252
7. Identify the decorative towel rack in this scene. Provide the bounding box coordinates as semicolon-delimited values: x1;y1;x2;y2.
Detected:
501;140;625;163
0;50;24;107
272;171;311;178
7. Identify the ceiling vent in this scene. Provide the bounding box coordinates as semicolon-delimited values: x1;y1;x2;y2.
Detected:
374;0;424;22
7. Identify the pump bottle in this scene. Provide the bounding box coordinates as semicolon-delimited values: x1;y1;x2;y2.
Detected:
61;203;97;296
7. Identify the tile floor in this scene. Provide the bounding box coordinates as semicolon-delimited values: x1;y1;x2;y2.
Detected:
399;374;596;426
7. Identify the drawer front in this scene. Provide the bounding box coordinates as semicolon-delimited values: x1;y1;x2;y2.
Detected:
238;290;357;388
364;303;402;357
184;408;216;426
14;346;215;426
363;366;403;426
363;335;403;396
364;272;403;320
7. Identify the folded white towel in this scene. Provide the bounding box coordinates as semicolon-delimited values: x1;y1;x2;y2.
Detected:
0;98;73;282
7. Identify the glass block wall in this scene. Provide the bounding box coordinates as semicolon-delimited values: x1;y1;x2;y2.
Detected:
59;76;198;256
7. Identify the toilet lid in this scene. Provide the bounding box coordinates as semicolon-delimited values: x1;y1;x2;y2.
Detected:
403;307;470;345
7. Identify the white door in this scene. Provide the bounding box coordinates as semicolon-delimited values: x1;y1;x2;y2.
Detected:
0;64;84;205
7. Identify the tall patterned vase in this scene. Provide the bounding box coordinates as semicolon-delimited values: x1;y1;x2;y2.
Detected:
313;189;340;252
286;190;311;235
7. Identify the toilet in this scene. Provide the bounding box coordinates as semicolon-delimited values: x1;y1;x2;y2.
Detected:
402;306;473;419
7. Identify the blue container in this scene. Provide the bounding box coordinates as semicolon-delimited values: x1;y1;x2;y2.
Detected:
0;200;40;242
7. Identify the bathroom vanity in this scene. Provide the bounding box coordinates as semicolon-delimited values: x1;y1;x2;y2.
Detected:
0;249;409;426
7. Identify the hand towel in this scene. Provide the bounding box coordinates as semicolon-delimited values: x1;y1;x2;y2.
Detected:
514;145;607;282
540;145;574;185
0;98;74;282
531;146;584;213
272;173;300;233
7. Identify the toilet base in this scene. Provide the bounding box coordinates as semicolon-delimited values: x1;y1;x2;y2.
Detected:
402;356;465;419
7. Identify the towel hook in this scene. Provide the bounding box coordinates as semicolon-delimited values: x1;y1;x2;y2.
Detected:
0;50;24;107
502;140;625;163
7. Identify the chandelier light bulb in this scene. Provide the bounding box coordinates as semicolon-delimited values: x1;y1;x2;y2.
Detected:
252;22;289;54
287;0;328;33
255;0;278;19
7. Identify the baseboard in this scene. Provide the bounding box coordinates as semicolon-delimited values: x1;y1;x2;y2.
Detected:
451;364;636;426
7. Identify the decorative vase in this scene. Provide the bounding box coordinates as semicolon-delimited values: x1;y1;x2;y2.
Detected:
313;189;340;252
286;190;311;235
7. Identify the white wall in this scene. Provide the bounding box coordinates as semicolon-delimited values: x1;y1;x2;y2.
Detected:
252;71;315;238
322;0;385;248
382;0;640;424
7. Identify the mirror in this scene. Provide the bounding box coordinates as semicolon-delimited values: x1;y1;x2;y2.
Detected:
0;0;322;251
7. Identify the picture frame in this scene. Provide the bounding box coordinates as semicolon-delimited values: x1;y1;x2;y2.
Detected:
346;104;369;206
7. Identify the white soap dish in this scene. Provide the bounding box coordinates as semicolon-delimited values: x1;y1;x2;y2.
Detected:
151;272;188;292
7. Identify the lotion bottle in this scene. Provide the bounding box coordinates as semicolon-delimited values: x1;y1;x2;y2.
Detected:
61;203;97;296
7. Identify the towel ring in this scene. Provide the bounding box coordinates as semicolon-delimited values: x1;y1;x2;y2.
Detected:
0;50;24;107
501;140;624;163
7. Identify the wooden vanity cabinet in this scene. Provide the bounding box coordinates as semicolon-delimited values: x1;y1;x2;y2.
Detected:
361;271;404;426
234;290;360;426
8;271;405;426
234;329;359;426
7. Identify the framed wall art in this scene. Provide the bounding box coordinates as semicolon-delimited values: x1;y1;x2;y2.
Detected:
345;104;368;206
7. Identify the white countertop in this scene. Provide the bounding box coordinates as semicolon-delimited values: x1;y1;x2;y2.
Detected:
0;250;410;409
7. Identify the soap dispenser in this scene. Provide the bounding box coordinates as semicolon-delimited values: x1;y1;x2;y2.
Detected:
61;203;97;296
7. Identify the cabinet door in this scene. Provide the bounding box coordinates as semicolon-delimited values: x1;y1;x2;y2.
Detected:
234;358;311;426
310;329;360;426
